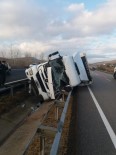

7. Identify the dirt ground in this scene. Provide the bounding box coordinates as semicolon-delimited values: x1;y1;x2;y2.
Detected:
25;92;77;155
0;91;30;116
97;65;114;74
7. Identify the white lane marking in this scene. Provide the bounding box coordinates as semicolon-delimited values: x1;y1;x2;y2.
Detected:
88;86;116;149
5;78;28;85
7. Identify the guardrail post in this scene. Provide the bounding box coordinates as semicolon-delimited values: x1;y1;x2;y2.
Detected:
29;81;31;93
54;100;65;121
61;90;69;102
40;136;45;155
24;83;27;91
55;106;59;121
62;92;65;102
37;125;57;155
10;87;14;97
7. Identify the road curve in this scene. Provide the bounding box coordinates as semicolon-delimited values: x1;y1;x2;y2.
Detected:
75;70;116;155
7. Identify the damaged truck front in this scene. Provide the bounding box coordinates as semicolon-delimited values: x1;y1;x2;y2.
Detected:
25;51;92;102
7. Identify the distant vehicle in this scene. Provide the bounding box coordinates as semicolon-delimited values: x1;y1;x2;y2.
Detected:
113;67;116;79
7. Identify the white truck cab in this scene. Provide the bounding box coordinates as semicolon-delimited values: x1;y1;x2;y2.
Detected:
25;51;81;101
25;62;54;101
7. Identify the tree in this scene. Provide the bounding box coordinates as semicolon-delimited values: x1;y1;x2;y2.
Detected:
39;52;44;61
24;52;32;57
0;50;6;58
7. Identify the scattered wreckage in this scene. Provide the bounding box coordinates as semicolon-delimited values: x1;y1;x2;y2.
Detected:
25;51;92;102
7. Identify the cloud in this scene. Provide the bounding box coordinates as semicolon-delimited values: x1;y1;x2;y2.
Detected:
0;0;116;62
67;3;85;12
0;0;52;41
42;0;116;44
64;0;116;37
1;0;116;41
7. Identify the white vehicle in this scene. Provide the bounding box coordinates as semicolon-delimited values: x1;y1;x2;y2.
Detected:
113;67;116;79
26;62;50;102
25;52;81;101
25;51;92;102
73;52;92;85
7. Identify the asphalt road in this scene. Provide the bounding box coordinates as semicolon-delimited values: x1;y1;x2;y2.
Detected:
5;69;26;83
75;70;116;155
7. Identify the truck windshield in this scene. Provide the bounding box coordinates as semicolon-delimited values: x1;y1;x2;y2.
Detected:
49;58;69;92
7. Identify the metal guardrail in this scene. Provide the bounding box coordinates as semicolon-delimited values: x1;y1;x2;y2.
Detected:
0;78;29;96
50;91;72;155
5;78;28;86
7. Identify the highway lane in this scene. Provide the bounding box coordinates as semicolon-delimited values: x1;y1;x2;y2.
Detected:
5;69;26;83
75;70;116;155
90;70;116;133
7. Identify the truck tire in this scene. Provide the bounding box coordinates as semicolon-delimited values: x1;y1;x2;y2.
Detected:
113;72;116;79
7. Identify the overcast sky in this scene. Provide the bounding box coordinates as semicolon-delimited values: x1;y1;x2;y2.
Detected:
0;0;116;63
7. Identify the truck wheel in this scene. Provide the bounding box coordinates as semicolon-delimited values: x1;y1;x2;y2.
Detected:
113;72;116;79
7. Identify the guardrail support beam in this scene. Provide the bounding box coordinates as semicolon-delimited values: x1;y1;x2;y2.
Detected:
24;83;27;91
55;107;59;121
37;125;57;155
10;87;14;97
40;136;45;155
54;100;65;121
61;90;68;102
29;81;31;94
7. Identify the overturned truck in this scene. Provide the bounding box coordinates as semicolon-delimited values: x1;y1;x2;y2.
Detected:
25;51;92;102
